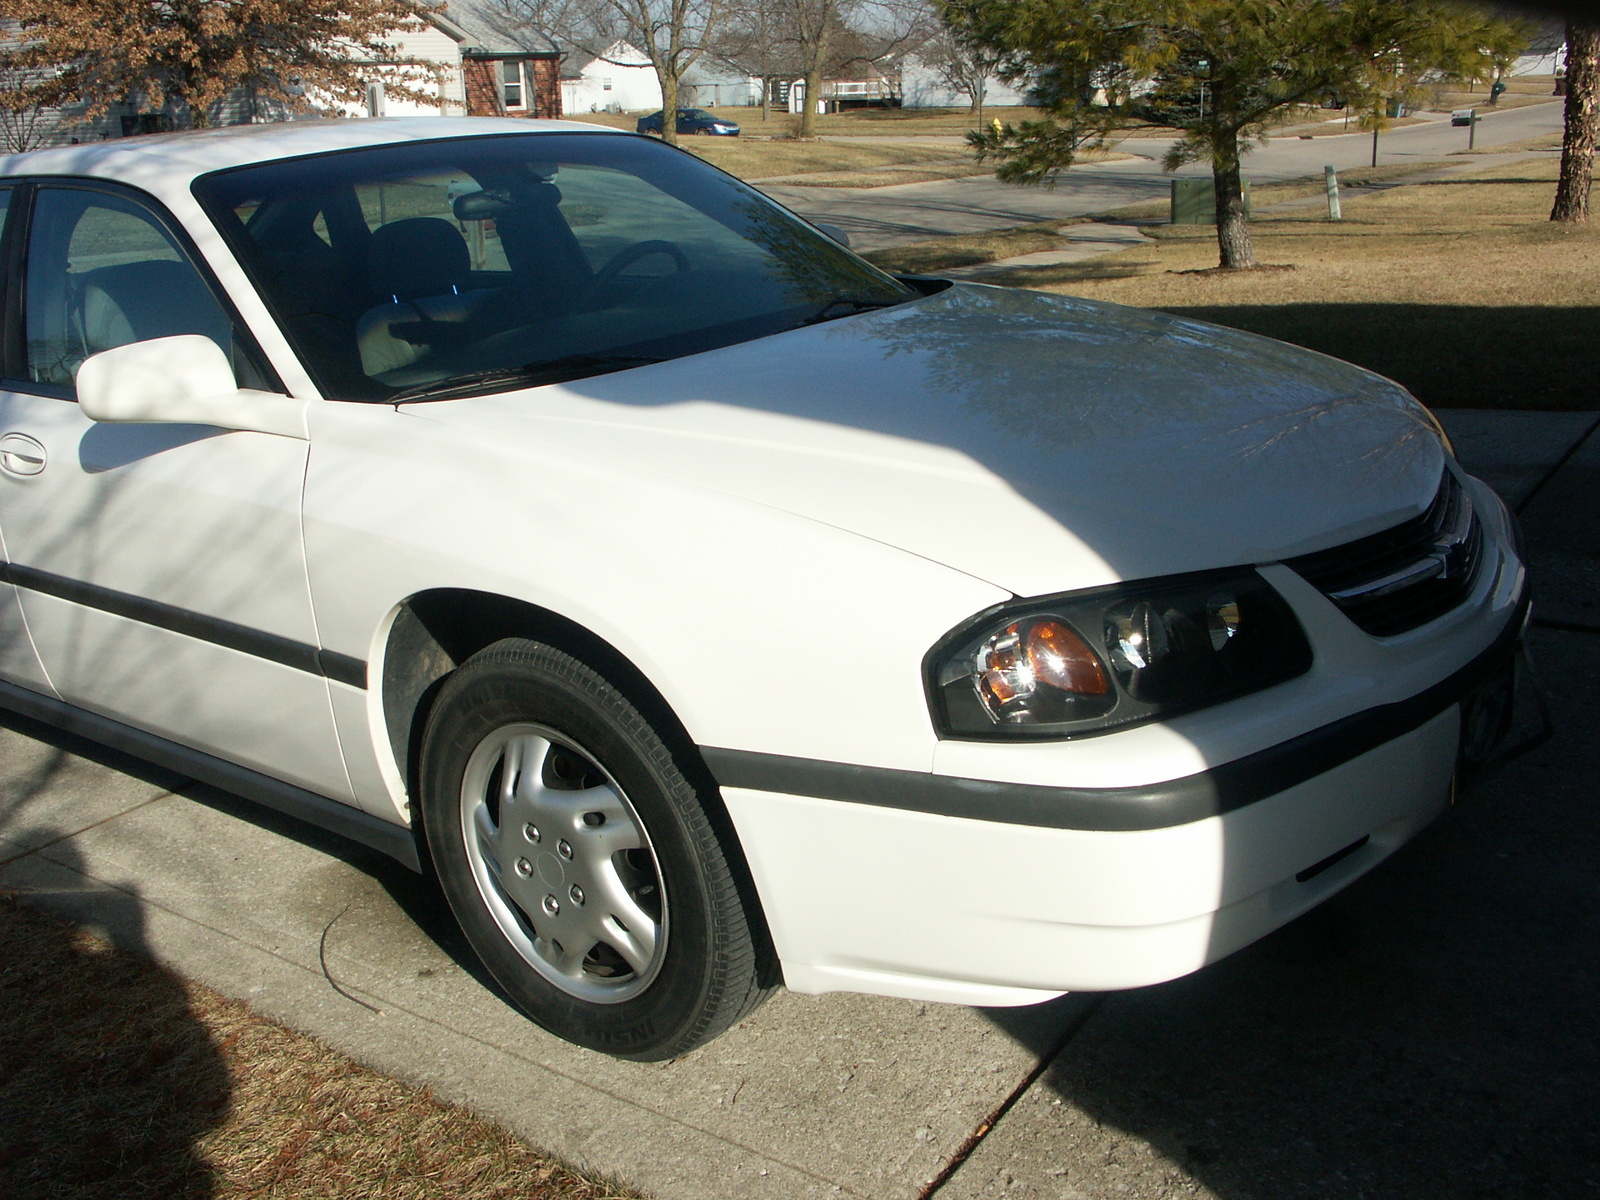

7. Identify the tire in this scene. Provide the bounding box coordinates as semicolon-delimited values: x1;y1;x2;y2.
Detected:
420;638;770;1059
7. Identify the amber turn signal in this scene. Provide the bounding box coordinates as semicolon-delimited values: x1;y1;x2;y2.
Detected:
975;618;1109;721
1025;619;1109;696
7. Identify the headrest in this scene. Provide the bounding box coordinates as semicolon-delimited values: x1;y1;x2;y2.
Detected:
369;217;471;302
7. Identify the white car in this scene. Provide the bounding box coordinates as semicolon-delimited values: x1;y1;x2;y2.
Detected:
0;119;1529;1059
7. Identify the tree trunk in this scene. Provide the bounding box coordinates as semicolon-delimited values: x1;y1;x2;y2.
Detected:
1212;126;1256;269
797;12;830;139
799;61;825;137
660;68;680;147
1552;19;1599;223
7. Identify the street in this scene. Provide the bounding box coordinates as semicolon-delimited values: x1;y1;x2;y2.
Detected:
762;101;1566;250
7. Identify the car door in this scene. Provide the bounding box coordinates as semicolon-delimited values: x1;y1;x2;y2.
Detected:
0;184;53;696
0;181;354;802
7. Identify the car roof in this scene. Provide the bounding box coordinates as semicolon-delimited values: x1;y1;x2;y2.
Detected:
0;117;629;191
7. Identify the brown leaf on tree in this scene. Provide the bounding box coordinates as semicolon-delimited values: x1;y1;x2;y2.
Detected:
0;0;443;129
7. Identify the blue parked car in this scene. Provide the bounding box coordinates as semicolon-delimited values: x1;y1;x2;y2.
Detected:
636;108;740;136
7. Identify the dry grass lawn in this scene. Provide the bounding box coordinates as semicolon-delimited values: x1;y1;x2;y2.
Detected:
686;137;980;184
567;105;1051;139
793;105;1051;137
559;114;990;184
1431;75;1562;112
0;892;642;1200
993;157;1597;410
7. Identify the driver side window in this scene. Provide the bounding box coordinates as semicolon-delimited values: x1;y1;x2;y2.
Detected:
24;188;235;388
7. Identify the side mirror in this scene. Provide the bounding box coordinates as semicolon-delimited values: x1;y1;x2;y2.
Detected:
815;222;852;249
75;335;307;440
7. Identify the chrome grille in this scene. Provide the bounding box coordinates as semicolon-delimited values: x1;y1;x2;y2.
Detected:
1286;472;1483;637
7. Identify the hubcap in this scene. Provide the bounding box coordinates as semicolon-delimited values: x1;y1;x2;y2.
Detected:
459;724;666;1004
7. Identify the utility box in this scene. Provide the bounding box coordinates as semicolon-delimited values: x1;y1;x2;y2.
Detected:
1170;178;1251;225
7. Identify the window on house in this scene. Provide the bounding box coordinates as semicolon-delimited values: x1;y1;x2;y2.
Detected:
602;78;612;91
502;60;524;109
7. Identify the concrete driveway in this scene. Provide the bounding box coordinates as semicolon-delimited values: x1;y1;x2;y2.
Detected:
3;408;1598;1199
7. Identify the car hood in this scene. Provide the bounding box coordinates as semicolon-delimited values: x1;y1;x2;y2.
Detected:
410;284;1447;598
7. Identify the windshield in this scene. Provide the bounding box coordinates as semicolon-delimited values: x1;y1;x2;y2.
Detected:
193;131;912;401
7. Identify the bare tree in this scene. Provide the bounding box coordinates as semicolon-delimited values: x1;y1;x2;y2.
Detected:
1552;19;1599;223
510;0;723;144
916;19;998;120
0;54;57;151
713;0;792;120
776;0;829;136
780;0;924;136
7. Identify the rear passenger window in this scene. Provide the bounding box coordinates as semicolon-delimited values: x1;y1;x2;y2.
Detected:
24;188;233;387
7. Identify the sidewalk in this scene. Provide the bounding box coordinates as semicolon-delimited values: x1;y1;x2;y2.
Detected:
940;223;1155;280
3;409;1597;1200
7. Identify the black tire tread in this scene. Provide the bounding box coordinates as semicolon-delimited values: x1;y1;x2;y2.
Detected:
423;637;771;1058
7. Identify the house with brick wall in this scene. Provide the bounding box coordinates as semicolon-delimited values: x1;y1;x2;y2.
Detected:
376;0;563;121
0;0;564;150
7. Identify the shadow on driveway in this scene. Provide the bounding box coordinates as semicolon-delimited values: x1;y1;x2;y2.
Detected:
981;625;1599;1198
0;848;230;1198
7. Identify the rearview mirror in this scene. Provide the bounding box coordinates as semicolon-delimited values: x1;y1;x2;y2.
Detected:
453;188;512;221
75;335;307;439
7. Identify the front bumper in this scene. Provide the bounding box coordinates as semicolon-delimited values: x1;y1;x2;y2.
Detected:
713;589;1532;1008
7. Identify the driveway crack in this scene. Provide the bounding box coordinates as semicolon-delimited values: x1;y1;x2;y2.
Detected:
917;996;1103;1199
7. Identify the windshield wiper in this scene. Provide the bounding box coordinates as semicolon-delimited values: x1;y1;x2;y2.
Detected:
793;296;906;329
390;353;665;403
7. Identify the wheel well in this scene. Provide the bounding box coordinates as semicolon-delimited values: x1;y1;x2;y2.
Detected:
382;590;681;799
380;589;780;983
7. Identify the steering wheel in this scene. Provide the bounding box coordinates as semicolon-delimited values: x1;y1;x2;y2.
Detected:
584;240;690;306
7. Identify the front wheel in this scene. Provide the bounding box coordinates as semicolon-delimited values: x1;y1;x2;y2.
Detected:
421;639;770;1059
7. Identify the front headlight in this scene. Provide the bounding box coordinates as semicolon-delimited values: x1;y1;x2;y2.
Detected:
927;568;1313;740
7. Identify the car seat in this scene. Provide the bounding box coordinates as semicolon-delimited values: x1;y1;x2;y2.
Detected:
63;259;233;381
356;217;499;378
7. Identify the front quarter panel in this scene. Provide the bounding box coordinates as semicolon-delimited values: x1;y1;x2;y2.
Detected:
300;399;1009;821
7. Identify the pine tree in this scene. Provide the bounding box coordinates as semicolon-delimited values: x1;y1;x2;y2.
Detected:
942;0;1526;270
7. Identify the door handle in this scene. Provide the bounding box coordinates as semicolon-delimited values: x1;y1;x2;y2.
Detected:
0;432;46;477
